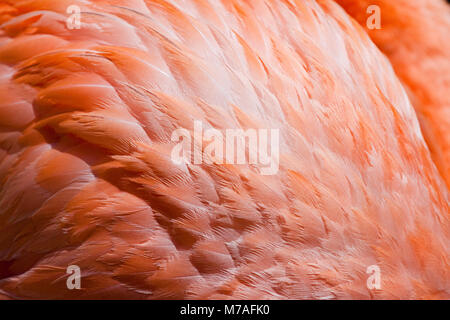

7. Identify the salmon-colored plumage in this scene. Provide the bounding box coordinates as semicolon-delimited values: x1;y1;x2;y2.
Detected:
0;0;448;299
336;0;450;189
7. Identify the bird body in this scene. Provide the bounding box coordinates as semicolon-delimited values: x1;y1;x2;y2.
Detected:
0;0;448;299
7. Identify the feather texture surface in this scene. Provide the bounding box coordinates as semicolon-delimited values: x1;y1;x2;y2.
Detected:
0;0;448;299
336;0;450;189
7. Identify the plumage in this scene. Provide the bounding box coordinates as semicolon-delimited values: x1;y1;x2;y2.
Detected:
336;0;450;189
0;0;448;299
